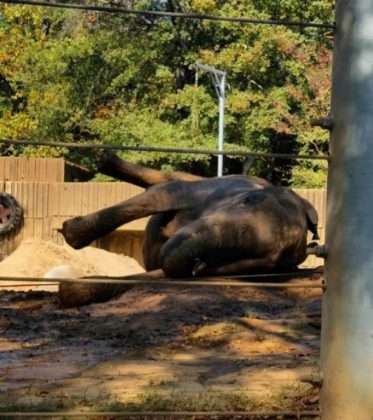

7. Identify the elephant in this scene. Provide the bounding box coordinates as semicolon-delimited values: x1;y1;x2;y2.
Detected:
59;152;319;307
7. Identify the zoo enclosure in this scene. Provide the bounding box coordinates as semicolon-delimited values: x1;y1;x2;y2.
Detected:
2;0;373;418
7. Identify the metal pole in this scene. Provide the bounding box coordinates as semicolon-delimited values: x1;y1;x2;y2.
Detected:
194;63;226;176
321;0;373;418
217;73;225;177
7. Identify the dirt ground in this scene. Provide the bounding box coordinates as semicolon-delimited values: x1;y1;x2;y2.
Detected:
0;241;323;418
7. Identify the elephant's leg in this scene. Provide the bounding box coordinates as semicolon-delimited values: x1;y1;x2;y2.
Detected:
98;151;203;187
61;181;195;249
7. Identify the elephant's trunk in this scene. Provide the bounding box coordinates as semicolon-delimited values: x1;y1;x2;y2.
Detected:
58;269;164;307
159;221;227;278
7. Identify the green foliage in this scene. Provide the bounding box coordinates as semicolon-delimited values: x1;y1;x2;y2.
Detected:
0;0;333;185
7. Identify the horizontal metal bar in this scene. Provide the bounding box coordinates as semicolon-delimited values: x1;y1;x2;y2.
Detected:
0;138;330;161
0;270;321;281
0;0;335;29
0;410;321;418
0;283;57;288
0;276;324;289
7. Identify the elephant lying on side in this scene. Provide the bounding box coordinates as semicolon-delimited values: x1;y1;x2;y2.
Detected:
59;152;319;307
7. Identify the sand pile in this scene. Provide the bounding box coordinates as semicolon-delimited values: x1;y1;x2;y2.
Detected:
0;239;144;291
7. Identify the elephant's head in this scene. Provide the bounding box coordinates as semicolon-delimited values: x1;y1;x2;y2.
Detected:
158;188;316;277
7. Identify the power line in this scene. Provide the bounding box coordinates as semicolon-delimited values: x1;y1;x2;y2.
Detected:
0;138;329;161
0;0;335;29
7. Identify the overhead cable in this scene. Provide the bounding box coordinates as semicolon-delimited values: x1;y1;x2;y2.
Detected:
0;0;335;29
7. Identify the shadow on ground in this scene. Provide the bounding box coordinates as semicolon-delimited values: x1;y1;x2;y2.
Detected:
0;273;323;417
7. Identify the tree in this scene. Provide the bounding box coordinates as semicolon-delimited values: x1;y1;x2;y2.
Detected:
0;0;333;185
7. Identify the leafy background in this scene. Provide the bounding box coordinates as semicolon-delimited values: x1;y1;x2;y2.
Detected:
0;0;333;186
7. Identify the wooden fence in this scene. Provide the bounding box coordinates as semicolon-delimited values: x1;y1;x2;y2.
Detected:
0;181;326;268
0;157;65;182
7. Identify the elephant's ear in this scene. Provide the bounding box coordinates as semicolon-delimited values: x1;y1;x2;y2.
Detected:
301;198;320;240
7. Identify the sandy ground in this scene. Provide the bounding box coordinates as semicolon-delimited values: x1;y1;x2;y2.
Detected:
0;240;144;292
0;241;323;417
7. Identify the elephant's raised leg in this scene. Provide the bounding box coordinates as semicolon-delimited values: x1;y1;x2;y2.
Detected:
98;151;203;187
61;181;197;249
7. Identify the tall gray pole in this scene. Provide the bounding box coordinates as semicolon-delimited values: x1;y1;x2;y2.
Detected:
195;63;226;177
217;74;225;177
321;0;373;418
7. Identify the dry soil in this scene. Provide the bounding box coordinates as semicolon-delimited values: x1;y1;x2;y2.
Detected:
0;241;323;417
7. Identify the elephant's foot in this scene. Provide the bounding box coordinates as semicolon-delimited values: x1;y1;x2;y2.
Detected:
60;216;98;249
86;148;110;171
96;150;120;174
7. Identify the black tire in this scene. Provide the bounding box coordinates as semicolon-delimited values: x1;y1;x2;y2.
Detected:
0;193;23;236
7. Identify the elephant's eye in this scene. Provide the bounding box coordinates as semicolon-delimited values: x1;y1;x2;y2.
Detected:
244;191;267;206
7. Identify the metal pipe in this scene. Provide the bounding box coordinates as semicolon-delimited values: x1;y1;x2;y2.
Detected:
310;116;334;131
0;138;329;160
0;283;58;288
195;63;226;176
195;62;226;77
0;276;324;288
321;0;373;417
306;244;328;258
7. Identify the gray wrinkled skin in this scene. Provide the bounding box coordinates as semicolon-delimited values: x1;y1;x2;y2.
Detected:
59;153;319;306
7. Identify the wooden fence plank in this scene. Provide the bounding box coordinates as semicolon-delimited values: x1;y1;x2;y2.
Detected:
0;157;65;182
